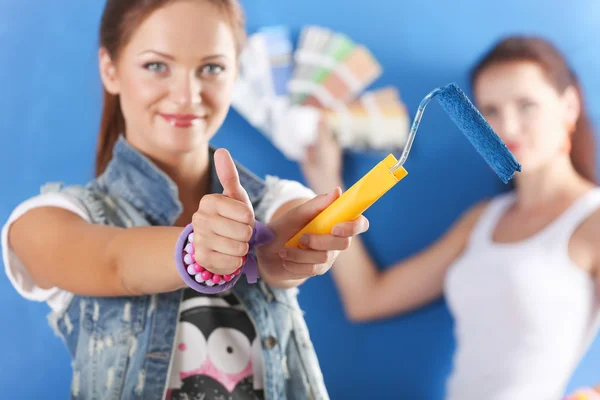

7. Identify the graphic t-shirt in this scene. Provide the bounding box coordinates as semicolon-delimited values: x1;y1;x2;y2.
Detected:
2;177;315;399
166;289;265;400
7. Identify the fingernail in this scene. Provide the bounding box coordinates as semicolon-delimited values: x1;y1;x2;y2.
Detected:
279;249;287;258
300;235;309;246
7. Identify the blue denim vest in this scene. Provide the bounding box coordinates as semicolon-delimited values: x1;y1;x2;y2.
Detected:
45;137;329;400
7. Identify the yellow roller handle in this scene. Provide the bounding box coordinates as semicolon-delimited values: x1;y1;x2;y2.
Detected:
286;154;408;248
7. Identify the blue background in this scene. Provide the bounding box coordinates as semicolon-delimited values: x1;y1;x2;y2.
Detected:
1;0;599;398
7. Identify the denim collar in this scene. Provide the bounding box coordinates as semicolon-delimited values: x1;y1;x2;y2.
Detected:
96;136;265;226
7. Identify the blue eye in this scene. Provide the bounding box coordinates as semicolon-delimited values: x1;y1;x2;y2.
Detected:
201;64;225;76
481;107;498;118
144;62;168;73
519;100;536;111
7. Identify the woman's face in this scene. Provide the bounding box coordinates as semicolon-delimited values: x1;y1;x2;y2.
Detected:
100;0;238;159
474;61;580;174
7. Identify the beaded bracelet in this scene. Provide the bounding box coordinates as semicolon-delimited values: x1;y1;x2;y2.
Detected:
174;221;274;294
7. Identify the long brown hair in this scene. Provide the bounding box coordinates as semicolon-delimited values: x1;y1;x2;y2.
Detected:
95;0;246;176
470;36;597;183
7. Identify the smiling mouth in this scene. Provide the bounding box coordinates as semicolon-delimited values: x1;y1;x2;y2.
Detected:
159;113;206;128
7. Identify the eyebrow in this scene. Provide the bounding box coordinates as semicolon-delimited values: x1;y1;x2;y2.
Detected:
479;104;497;113
137;50;230;61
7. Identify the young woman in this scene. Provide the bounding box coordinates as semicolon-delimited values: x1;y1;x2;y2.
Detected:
300;36;600;399
2;1;369;399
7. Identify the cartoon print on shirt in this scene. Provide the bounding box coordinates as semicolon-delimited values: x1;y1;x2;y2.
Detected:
167;290;265;400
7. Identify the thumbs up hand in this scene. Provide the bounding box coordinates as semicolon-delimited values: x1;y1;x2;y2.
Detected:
191;149;255;276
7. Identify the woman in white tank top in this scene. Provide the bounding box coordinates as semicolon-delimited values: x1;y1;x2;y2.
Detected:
299;36;600;399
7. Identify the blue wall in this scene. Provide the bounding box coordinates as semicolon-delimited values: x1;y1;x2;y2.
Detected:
1;0;599;398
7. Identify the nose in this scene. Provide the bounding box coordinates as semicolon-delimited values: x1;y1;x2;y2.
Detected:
171;72;202;107
495;109;520;141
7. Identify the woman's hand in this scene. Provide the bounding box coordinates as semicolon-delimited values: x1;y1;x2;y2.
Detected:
257;188;369;289
191;149;255;276
300;119;345;194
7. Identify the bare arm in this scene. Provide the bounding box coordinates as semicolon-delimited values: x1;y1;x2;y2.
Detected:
590;210;600;297
9;207;185;297
331;201;488;322
588;214;600;395
9;144;368;298
8;196;338;296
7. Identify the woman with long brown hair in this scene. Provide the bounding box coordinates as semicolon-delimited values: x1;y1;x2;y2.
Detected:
2;1;369;399
300;36;600;399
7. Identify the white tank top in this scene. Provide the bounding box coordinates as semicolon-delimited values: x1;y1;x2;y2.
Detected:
444;189;600;400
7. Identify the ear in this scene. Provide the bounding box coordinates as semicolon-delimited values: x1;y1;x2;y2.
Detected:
562;85;581;130
99;47;120;95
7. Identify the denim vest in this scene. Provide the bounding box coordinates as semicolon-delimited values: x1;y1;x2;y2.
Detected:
45;137;329;400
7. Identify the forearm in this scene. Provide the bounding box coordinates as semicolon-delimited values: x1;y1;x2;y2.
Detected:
332;229;455;322
110;224;309;294
108;226;186;295
303;181;386;311
330;235;384;319
316;177;387;315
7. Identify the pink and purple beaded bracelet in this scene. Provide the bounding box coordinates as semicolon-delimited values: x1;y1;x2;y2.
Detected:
174;221;274;294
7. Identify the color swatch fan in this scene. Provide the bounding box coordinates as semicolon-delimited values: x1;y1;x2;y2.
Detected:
232;25;410;161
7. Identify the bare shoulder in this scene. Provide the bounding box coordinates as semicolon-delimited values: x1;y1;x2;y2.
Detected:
581;206;600;241
577;186;600;236
455;199;491;231
437;198;492;247
466;199;491;219
576;190;600;269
